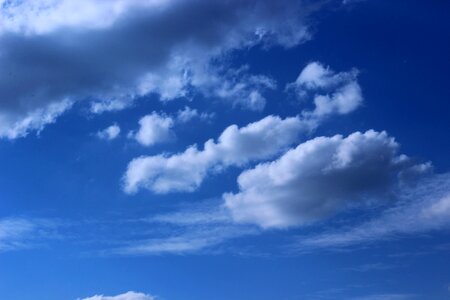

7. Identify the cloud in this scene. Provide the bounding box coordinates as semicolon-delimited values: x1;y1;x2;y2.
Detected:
78;291;155;300
297;173;450;249
224;130;431;228
0;217;57;252
108;201;257;255
97;124;120;140
345;263;395;272
123;61;363;194
287;61;362;118
176;106;214;123
350;294;416;300
115;224;256;255
0;98;73;139
0;0;316;138
130;113;174;147
123;115;308;194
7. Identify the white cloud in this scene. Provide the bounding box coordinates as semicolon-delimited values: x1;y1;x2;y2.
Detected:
297;173;450;249
309;81;362;117
131;113;174;147
224;130;431;228
176;106;214;123
123;61;363;194
0;0;316;138
123;115;308;194
0;99;72;139
190;66;277;111
97;124;120;140
78;291;155;300
287;62;362;118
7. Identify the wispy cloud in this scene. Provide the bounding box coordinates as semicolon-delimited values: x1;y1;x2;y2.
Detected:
99;201;259;256
77;291;155;300
294;173;450;250
350;294;417;300
0;217;58;252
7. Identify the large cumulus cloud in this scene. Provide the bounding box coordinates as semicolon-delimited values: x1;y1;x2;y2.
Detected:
224;130;431;228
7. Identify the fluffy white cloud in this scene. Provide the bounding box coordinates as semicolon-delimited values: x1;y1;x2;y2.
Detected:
78;291;155;300
97;124;120;140
0;0;315;138
131;113;174;147
287;61;362;118
123;115;307;194
224;130;431;228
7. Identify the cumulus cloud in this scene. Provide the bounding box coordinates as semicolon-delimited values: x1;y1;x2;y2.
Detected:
224;130;431;228
0;0;316;138
78;291;155;300
131;113;174;147
297;173;450;249
287;61;362;118
123;115;307;194
97;124;120;140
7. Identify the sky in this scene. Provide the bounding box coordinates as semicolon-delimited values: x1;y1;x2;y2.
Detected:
0;0;449;299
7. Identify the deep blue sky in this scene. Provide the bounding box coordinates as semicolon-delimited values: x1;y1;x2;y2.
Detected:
0;1;449;300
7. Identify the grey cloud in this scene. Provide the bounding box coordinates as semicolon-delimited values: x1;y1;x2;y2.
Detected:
0;0;315;138
297;173;450;249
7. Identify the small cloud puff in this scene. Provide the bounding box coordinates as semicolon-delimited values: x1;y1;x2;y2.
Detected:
97;124;121;140
130;113;175;147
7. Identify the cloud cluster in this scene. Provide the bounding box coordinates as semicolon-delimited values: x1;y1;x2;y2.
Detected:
0;0;315;138
78;291;155;300
224;130;431;228
123;61;364;194
124;115;306;193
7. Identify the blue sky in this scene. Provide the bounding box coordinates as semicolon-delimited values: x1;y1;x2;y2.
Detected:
0;0;449;299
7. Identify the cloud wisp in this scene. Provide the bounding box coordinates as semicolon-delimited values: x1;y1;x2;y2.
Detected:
78;291;155;300
0;217;58;252
295;173;450;250
111;203;258;256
